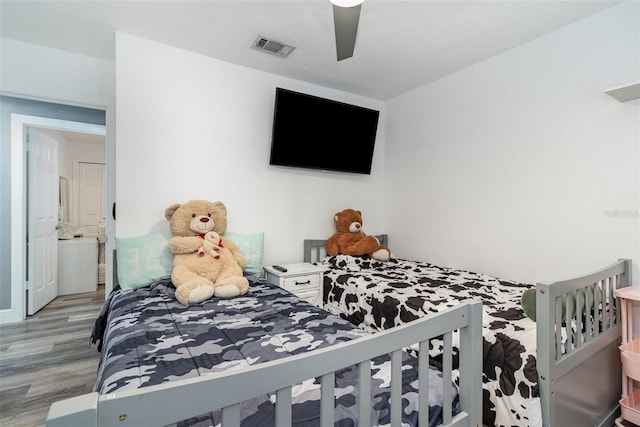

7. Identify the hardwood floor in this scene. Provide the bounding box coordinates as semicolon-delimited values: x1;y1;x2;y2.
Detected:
0;286;105;427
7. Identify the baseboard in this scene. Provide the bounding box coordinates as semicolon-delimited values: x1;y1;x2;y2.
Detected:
0;306;23;324
599;405;621;427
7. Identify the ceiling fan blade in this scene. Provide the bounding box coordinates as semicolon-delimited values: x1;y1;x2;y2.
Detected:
333;4;362;61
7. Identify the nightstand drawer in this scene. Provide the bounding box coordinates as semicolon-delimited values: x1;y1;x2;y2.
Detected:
295;289;321;305
281;274;321;291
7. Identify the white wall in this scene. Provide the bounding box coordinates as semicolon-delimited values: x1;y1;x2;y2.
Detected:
35;130;105;179
1;38;114;315
115;33;386;266
385;2;640;285
56;131;73;179
67;139;106;168
0;38;115;108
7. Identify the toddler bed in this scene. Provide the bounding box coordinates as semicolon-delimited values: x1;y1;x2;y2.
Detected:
47;273;483;427
304;236;632;427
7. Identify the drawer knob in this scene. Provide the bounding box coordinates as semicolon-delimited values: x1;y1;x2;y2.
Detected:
295;280;311;286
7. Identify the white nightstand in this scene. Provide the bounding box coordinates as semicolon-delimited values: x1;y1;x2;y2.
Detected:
263;263;326;306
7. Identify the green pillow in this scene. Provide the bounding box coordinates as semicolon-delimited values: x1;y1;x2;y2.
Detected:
224;232;264;276
521;287;602;322
115;230;173;290
521;289;538;321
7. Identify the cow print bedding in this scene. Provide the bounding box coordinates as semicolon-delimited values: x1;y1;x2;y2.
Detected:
91;275;460;427
319;255;542;427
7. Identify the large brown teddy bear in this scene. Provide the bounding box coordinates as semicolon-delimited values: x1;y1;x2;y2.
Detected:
164;200;249;305
326;209;391;261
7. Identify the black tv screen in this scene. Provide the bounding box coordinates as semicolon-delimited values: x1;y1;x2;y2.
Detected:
269;88;380;174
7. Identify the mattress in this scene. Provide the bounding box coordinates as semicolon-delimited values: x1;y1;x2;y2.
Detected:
319;255;541;427
91;275;459;426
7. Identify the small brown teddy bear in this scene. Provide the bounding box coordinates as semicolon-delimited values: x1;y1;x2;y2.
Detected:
326;209;391;261
164;200;249;305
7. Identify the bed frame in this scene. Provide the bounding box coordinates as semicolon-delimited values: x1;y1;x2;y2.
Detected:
47;287;483;427
304;236;633;427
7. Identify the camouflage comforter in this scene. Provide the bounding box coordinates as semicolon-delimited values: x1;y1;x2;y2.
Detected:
319;255;541;427
91;275;459;427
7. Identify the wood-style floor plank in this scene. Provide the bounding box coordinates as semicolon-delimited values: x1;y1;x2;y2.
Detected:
0;286;105;427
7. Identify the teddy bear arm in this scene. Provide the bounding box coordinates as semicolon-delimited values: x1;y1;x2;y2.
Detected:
361;236;382;253
328;233;371;256
326;234;340;256
342;234;380;255
168;236;203;254
221;237;247;270
341;243;370;256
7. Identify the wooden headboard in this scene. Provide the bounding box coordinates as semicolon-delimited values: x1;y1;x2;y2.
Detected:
303;234;388;263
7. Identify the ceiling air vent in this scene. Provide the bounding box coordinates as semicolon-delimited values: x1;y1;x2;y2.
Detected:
252;35;295;58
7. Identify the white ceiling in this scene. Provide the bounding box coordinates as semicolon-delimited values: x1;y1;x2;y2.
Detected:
37;128;106;145
0;0;622;100
59;130;106;144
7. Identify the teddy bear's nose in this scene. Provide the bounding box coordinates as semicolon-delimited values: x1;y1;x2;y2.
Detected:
200;217;209;223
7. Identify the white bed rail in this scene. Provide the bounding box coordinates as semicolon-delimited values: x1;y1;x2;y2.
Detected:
536;258;632;427
48;300;482;427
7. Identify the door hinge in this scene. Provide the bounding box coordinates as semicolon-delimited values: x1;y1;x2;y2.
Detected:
25;280;31;291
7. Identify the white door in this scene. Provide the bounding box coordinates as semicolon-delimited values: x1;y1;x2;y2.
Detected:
27;128;59;315
78;162;105;236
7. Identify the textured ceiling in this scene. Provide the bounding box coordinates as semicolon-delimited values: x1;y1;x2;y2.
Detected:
0;0;622;100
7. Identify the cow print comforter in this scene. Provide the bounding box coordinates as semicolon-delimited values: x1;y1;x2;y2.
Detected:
91;275;460;427
320;255;541;427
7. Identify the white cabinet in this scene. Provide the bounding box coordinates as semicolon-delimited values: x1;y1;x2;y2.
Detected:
263;263;326;306
58;237;98;295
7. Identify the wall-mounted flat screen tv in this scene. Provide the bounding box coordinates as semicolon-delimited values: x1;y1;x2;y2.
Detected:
269;88;380;175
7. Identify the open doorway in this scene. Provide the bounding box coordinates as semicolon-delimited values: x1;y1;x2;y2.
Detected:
9;114;106;321
35;128;107;305
54;129;107;238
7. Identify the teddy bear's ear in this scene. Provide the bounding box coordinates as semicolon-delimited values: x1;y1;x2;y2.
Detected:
212;201;227;215
164;203;181;220
334;213;340;222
